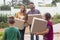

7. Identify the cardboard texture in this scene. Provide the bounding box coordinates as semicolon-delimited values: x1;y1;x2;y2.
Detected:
31;17;47;34
28;14;42;24
14;19;24;30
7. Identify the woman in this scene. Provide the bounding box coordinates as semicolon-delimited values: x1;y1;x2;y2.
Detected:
15;5;28;40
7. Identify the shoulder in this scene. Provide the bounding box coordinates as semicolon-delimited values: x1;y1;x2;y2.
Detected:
47;20;52;26
5;27;9;30
35;9;40;14
27;10;31;13
14;27;20;32
48;20;52;24
4;27;9;32
14;27;19;31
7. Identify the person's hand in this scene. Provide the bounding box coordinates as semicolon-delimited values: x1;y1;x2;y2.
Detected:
34;32;39;35
34;32;45;35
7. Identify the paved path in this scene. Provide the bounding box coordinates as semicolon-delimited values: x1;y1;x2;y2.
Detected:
53;23;60;33
24;34;43;40
24;34;60;40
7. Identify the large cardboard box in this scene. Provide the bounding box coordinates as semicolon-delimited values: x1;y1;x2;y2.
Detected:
14;19;25;30
31;17;47;34
28;14;42;24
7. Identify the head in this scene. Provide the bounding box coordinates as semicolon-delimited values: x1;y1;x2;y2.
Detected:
8;16;15;26
29;2;35;9
44;13;51;21
20;4;26;14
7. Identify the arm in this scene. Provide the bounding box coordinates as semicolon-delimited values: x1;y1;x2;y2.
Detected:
3;29;7;40
39;28;49;35
35;28;49;35
15;13;18;18
40;22;52;35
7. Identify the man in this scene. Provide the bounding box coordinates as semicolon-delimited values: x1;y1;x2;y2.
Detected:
27;2;40;40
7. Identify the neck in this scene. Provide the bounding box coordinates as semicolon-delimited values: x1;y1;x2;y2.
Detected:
31;8;35;11
9;24;14;27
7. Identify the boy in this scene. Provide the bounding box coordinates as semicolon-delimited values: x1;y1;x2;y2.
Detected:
3;16;20;40
35;13;53;40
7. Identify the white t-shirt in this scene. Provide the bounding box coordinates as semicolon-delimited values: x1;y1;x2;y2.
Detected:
20;15;24;20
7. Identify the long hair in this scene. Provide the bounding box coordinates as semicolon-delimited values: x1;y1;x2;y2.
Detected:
20;4;26;16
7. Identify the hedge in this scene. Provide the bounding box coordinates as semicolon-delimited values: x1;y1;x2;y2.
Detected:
52;14;60;24
0;14;9;28
0;5;11;10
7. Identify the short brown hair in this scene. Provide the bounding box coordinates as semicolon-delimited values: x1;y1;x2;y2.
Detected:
8;16;15;24
30;2;34;4
45;13;51;21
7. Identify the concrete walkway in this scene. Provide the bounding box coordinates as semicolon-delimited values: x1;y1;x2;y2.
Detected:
24;23;60;40
53;23;60;33
24;34;60;40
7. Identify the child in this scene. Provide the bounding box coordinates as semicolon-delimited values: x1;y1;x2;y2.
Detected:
3;16;20;40
35;13;53;40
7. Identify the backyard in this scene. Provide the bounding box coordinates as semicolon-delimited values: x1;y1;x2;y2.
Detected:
0;14;60;40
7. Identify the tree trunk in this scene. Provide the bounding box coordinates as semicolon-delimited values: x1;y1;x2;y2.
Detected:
3;0;5;5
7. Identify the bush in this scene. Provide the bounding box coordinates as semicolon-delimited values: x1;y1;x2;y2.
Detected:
0;22;9;28
0;14;9;28
14;5;30;9
0;5;11;10
38;4;56;7
52;14;60;24
53;14;60;19
0;14;7;23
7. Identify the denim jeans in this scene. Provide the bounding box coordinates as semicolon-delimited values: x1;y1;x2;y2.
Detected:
19;27;25;40
30;25;39;40
31;34;39;40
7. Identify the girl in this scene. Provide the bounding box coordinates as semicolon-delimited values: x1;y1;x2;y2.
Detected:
35;13;53;40
15;4;28;40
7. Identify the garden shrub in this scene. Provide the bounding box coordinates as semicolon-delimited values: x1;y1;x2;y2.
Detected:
0;5;11;10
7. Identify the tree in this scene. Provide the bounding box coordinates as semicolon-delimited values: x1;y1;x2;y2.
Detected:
52;0;60;6
23;0;30;5
54;0;60;2
53;0;60;2
11;0;14;6
3;0;5;5
52;0;56;6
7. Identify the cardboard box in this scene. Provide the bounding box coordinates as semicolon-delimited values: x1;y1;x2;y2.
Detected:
28;14;42;24
14;19;25;30
31;17;47;34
